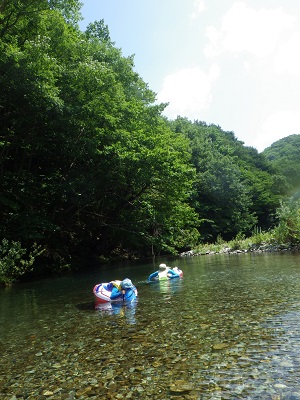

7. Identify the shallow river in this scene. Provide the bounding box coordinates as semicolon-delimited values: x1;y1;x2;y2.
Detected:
1;252;300;399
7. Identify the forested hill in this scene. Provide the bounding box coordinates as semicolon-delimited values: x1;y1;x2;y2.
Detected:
0;1;291;272
263;134;300;196
168;118;287;243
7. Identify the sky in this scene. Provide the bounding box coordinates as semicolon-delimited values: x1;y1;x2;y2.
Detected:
79;0;300;152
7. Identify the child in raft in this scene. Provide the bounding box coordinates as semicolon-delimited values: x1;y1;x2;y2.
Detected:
109;278;137;299
147;263;180;282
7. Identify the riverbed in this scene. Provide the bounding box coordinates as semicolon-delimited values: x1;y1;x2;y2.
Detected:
1;252;300;399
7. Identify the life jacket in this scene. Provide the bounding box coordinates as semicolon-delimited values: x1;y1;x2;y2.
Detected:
111;280;122;291
158;270;168;280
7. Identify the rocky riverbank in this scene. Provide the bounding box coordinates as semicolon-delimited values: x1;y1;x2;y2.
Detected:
180;243;300;257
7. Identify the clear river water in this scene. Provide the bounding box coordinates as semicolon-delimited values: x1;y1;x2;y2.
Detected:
1;252;300;399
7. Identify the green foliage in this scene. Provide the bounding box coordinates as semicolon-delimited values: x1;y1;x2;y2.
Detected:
173;117;289;241
0;239;44;286
215;235;225;245
0;0;294;273
228;233;245;251
0;1;199;264
263;134;300;196
193;199;300;254
273;199;300;244
85;20;113;44
250;226;267;246
170;118;280;242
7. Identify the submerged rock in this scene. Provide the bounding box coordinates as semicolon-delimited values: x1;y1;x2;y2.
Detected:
170;380;194;394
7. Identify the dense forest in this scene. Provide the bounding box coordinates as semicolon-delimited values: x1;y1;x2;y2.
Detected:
0;0;299;282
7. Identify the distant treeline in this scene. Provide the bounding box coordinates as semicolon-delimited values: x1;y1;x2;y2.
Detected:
0;1;299;276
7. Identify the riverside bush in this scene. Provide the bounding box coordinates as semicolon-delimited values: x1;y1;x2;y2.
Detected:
0;239;44;286
192;199;300;255
273;199;300;244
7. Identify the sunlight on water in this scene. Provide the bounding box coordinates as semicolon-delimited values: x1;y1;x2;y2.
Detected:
1;252;300;398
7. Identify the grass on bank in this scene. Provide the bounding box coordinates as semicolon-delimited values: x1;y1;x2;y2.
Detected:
194;199;300;254
193;229;279;254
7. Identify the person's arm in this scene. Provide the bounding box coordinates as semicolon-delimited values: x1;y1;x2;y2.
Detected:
110;286;122;299
167;269;180;278
148;271;158;281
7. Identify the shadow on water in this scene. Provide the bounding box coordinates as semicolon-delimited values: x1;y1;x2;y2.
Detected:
75;301;95;311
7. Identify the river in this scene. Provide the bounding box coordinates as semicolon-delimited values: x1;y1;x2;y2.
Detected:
1;252;300;399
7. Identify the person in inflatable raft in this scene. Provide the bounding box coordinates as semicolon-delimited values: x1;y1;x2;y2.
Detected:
109;278;136;300
148;263;180;282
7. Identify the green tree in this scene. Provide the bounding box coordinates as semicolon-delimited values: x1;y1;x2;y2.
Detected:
273;199;300;245
0;239;44;286
263;134;300;196
0;1;199;268
170;118;285;242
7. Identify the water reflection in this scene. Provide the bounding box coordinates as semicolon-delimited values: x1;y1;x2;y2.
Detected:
0;286;43;341
148;277;183;296
95;300;138;325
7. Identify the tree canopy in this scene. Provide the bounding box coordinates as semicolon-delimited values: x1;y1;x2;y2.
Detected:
0;0;199;268
263;134;300;197
168;118;286;242
0;1;292;274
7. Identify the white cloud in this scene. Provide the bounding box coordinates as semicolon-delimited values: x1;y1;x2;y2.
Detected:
273;31;300;75
156;2;300;152
190;0;205;20
157;64;220;120
253;109;300;151
205;2;296;59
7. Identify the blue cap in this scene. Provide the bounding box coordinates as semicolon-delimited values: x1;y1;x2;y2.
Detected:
121;278;134;289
